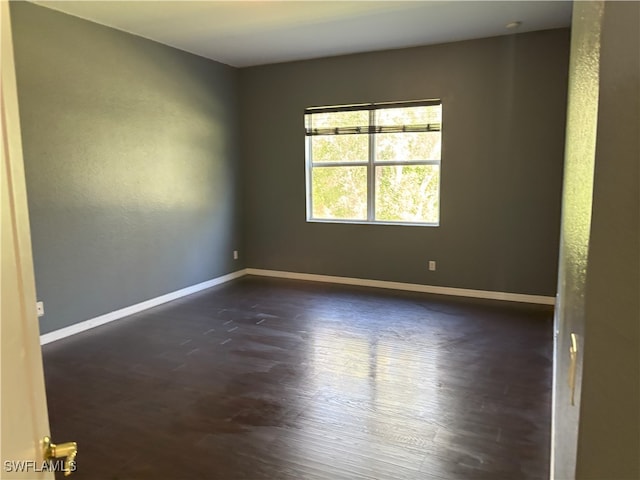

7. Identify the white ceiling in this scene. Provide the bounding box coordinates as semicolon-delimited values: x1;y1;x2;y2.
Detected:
33;1;573;67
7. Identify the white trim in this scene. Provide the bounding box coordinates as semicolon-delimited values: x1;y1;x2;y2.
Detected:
306;219;439;227
39;269;248;345
40;267;554;345
550;293;561;479
245;268;556;306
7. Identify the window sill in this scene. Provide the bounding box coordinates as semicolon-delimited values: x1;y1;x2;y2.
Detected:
306;218;439;227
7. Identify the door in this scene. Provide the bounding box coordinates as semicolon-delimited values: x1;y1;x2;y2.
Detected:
550;1;604;479
1;1;53;477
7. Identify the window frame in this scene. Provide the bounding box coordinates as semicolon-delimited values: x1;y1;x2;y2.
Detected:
305;100;442;226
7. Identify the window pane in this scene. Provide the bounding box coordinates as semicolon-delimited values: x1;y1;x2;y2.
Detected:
376;105;441;126
306;110;369;130
312;166;367;220
311;135;368;163
375;131;441;162
375;165;440;223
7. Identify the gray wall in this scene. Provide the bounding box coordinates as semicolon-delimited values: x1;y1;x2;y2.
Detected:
239;29;570;296
577;1;639;478
12;2;570;336
11;2;244;334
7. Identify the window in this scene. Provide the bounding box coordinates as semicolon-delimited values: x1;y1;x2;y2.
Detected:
305;100;442;225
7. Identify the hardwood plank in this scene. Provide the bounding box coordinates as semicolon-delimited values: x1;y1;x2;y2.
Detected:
43;276;552;479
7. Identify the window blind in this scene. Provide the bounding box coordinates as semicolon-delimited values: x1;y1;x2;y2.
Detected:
305;100;441;136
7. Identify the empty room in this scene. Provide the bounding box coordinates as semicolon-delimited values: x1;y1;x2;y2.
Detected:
2;1;638;479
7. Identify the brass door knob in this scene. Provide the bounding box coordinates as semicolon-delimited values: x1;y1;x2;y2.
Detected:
42;436;77;476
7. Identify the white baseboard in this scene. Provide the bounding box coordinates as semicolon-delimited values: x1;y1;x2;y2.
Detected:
245;268;556;306
41;267;554;345
39;269;248;345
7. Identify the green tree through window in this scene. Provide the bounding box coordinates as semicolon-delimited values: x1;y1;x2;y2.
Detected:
305;101;442;225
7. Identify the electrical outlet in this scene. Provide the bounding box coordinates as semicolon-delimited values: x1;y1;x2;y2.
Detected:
233;250;238;260
428;261;436;271
36;301;44;317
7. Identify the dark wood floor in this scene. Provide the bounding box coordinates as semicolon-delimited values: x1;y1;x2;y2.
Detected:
43;276;553;480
